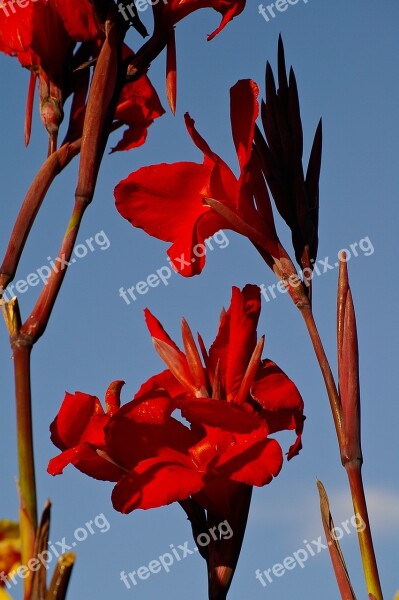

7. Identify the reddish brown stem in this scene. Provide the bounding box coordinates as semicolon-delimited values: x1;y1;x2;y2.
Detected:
0;139;81;295
301;304;382;598
300;305;343;443
20;197;88;341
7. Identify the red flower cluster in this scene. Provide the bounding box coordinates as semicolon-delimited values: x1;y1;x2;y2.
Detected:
48;286;304;517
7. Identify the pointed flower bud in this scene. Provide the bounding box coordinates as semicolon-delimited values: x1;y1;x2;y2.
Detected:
337;253;362;465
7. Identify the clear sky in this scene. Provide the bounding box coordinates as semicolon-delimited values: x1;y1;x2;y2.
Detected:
1;2;399;599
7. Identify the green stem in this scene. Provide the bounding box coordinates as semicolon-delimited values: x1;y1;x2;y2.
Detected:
345;463;383;600
10;330;37;600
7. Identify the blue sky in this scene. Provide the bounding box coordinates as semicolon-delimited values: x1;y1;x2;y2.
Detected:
1;2;399;599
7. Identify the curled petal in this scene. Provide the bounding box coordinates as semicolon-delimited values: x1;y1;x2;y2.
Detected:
251;359;305;459
48;444;124;481
105;380;125;415
49;392;104;450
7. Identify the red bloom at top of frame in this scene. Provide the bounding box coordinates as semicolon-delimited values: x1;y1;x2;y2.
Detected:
114;79;281;276
130;0;245;112
0;0;103;146
48;286;304;517
0;0;101;59
151;0;246;41
0;1;72;81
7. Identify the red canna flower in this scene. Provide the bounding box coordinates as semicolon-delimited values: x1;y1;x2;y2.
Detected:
48;285;304;518
114;79;308;305
114;80;266;273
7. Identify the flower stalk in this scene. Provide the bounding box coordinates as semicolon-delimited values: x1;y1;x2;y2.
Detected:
337;255;382;599
300;256;382;598
2;297;36;600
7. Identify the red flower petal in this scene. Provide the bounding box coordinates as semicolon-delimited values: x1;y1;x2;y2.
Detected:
144;309;184;356
29;1;73;85
106;406;197;470
230;80;259;172
114;390;175;425
111;458;204;513
49;391;105;450
152;0;246;41
135;369;186;400
48;444;124;481
214;437;283;486
52;0;102;41
184;113;238;205
209;285;261;399
114;161;225;275
252;359;304;413
205;0;246;41
105;380;125;415
180;398;262;433
252;359;305;460
112;72;165;152
0;5;33;53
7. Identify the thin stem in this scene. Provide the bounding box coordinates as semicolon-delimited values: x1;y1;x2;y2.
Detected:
345;463;383;600
300;305;343;443
11;333;37;600
12;338;37;527
20;198;88;341
300;304;382;598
